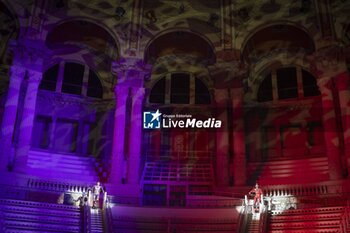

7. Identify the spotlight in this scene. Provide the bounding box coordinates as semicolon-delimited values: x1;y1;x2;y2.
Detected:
115;6;126;19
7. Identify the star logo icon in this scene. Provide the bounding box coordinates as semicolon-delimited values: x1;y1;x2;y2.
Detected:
150;109;162;123
143;110;162;129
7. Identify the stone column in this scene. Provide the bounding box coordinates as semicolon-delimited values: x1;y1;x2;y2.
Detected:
15;70;42;172
127;87;145;185
0;65;25;171
215;88;230;186
317;77;343;180
109;57;151;196
231;88;246;186
333;72;350;176
109;86;129;185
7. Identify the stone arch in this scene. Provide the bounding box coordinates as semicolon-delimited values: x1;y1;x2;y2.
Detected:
144;29;216;65
241;22;315;63
45;18;119;58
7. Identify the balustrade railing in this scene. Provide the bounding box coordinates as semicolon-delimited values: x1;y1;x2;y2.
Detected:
143;150;215;163
0;198;80;210
263;184;329;197
27;178;93;193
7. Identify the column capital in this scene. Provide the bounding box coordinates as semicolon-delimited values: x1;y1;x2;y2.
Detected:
111;57;152;85
9;39;51;72
312;44;346;77
114;85;130;98
9;65;26;82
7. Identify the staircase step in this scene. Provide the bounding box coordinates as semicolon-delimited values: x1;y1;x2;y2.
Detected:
268;206;345;232
249;156;328;166
248;157;329;185
26;150;99;182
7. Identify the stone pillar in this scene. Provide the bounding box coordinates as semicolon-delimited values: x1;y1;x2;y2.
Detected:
109;86;129;185
317;77;343;180
0;65;25;171
333;72;350;176
215;88;230;186
109;57;151;196
127;87;145;184
15;70;42;172
231;88;246;186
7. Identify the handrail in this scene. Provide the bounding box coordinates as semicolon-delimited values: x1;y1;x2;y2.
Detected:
102;203;113;233
236;202;247;233
82;205;91;233
259;205;268;233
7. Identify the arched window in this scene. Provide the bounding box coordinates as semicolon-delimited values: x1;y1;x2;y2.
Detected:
40;64;59;91
257;74;273;102
62;62;84;95
149;73;210;105
277;67;298;100
171;73;190;104
195;78;211;104
257;67;319;102
302;70;320;97
40;62;103;98
149;77;165;104
87;69;103;98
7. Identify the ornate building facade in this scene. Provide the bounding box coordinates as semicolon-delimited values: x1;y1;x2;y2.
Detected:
1;0;350;232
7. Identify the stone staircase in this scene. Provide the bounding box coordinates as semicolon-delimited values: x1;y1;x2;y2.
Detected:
27;150;99;182
90;208;104;233
268;206;345;233
0;198;82;233
246;212;261;233
247;157;329;185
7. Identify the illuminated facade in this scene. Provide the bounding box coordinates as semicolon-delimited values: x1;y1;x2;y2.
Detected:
0;0;350;232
